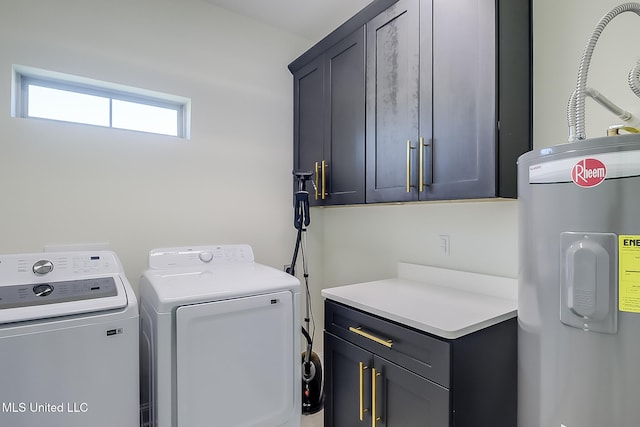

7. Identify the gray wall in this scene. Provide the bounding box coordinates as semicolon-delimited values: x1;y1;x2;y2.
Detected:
0;0;310;289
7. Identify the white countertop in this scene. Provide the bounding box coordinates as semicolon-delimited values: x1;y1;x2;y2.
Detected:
321;263;517;339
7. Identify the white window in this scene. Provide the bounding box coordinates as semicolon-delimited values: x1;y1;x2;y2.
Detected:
12;65;190;138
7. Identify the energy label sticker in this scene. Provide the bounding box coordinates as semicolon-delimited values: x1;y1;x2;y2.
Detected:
619;235;640;313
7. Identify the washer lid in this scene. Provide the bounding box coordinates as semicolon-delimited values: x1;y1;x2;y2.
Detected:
0;251;131;324
0;275;128;324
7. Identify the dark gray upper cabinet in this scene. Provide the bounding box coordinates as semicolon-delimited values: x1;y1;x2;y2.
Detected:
324;29;366;205
289;0;531;203
293;57;324;205
498;0;533;198
365;0;425;203
367;0;530;202
292;28;366;206
428;0;497;200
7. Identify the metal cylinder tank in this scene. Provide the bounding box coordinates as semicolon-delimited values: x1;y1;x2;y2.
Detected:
518;134;640;427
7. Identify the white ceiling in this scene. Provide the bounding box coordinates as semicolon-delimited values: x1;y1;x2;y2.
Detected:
202;0;375;41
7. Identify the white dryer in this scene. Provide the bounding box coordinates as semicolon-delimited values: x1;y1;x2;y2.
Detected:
139;244;301;427
0;250;139;427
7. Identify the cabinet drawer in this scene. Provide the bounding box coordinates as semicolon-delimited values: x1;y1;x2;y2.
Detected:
325;299;451;388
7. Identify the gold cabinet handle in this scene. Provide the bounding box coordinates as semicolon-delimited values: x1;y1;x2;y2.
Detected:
359;362;369;421
349;326;393;348
371;368;381;427
406;140;416;192
321;160;328;200
419;137;425;192
419;137;433;190
314;161;319;200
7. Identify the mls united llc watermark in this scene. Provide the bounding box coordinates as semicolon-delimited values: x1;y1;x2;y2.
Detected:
2;401;88;414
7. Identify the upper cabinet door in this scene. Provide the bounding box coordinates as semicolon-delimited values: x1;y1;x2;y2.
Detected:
497;0;532;198
324;28;366;205
365;0;422;203
293;29;365;206
425;0;496;200
293;57;324;205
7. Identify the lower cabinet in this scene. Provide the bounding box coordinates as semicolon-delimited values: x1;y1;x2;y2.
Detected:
325;333;449;427
323;300;517;427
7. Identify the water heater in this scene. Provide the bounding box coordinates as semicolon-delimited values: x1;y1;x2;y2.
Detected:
518;134;640;426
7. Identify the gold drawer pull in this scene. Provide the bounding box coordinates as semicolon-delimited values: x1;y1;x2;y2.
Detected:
349;326;393;348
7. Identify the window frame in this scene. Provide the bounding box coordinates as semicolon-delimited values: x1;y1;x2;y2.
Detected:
13;65;190;139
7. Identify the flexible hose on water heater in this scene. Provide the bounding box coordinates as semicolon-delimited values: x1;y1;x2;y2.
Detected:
567;86;638;141
573;2;640;141
628;59;640;97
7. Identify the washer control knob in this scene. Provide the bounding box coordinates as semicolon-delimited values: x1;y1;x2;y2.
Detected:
33;283;54;297
33;260;54;275
199;251;214;263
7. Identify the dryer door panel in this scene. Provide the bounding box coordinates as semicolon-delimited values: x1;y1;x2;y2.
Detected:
176;291;294;427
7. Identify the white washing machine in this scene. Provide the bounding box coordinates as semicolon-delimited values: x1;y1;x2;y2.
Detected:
0;250;139;427
139;244;301;427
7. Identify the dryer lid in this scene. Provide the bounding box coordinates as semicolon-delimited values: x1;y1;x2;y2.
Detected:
148;244;255;269
141;245;300;313
143;263;300;313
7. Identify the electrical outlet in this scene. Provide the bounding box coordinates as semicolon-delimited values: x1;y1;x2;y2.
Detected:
439;235;450;256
